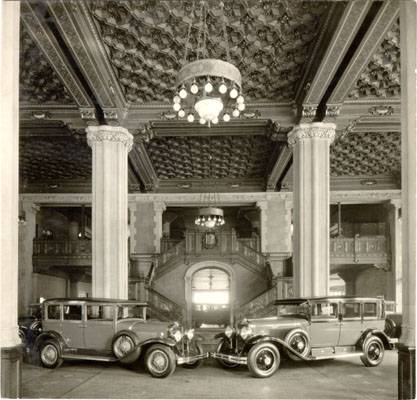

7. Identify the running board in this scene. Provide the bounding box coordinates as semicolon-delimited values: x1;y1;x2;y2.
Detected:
62;354;117;362
312;352;364;361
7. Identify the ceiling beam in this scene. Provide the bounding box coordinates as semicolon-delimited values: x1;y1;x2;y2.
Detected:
20;2;93;111
266;145;292;192
128;144;160;192
47;0;126;124
327;0;400;106
298;0;372;121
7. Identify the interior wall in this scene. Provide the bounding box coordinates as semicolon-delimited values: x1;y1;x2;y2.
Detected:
265;199;292;253
32;273;68;301
355;267;391;299
131;202;156;253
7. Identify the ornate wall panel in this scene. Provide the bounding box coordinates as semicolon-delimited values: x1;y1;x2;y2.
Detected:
330;132;401;177
145;135;278;181
89;0;330;103
20;26;75;105
348;19;400;100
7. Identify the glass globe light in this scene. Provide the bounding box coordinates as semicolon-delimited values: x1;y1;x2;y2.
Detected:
237;95;244;104
187;113;195;123
190;82;199;95
173;102;181;112
229;87;238;99
232;108;240;118
212;117;219;124
173;95;181;104
237;103;245;111
178;109;185;118
219;82;227;94
205;219;216;229
179;87;187;99
194;98;223;123
204;79;213;93
223;113;230;122
199;118;206;125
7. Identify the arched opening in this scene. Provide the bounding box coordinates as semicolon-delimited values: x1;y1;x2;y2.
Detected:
191;268;230;328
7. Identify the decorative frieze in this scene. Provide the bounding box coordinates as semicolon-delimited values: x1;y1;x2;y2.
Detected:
87;125;133;151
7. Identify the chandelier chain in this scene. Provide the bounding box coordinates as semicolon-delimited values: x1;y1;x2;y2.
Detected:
182;0;197;65
221;2;231;62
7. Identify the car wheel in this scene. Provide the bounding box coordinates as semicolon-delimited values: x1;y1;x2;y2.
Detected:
360;336;385;367
247;342;280;378
145;344;176;378
284;329;310;361
18;328;26;344
182;342;204;369
215;339;238;368
39;340;63;369
113;334;136;361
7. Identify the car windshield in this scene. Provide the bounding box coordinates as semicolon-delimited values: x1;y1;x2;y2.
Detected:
276;303;309;318
117;305;146;320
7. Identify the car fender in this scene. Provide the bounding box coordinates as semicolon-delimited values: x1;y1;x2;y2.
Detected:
357;328;392;350
112;330;142;363
242;335;311;361
33;331;66;354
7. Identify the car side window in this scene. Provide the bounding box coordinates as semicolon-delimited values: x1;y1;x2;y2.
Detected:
363;302;377;318
63;305;82;321
87;305;114;321
342;302;361;319
47;305;61;320
311;302;338;319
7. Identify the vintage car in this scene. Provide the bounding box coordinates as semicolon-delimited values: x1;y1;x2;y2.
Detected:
32;298;207;378
212;296;398;378
18;303;42;349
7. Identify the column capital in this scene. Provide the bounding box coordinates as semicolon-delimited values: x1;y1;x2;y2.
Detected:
256;200;268;211
154;201;167;213
288;122;336;147
86;125;133;152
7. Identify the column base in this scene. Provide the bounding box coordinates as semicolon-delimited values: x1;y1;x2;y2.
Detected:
398;344;416;400
1;345;23;398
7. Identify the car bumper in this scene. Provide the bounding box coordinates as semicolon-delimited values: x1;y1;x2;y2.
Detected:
211;352;247;365
176;352;209;365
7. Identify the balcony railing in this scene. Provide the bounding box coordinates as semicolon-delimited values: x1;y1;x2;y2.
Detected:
33;239;92;266
330;235;388;264
147;287;183;322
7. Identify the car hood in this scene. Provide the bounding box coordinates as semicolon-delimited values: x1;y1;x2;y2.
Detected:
116;319;176;341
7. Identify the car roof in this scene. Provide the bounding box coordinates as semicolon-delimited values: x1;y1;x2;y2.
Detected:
42;297;148;306
274;296;385;305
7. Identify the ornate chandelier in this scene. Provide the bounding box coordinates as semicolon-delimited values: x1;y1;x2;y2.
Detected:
172;1;245;127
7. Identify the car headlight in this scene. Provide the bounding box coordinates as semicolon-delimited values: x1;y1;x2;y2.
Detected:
239;325;253;340
225;326;234;338
185;329;194;340
172;330;183;342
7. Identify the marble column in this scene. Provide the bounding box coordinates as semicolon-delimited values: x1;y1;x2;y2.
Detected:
288;123;336;297
18;202;38;316
399;1;416;398
0;1;22;397
87;126;133;300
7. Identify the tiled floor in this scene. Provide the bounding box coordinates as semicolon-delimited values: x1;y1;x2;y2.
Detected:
22;350;398;399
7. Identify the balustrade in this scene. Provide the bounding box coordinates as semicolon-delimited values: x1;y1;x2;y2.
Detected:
147;287;183;322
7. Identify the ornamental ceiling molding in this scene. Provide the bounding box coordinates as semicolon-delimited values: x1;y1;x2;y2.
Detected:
300;1;370;105
288;123;336;147
89;0;330;104
19;190;401;206
327;1;399;105
20;2;92;108
47;0;120;110
86;126;133;150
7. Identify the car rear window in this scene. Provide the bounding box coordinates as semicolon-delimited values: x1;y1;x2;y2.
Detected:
363;302;377;317
342;302;361;318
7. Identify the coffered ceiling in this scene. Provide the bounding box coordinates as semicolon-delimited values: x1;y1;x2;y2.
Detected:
19;0;402;194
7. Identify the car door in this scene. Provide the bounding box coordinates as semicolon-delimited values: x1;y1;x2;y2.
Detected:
61;303;85;349
83;304;115;352
308;301;341;347
338;301;363;346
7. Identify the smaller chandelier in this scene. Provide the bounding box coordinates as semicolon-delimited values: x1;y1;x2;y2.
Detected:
172;1;245;127
195;207;225;229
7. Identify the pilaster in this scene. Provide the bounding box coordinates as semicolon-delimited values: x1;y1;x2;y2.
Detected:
18;202;38;316
289;122;336;297
256;201;268;253
87;125;133;299
153;201;166;254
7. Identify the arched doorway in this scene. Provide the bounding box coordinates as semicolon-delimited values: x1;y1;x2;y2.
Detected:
191;268;230;328
184;261;235;328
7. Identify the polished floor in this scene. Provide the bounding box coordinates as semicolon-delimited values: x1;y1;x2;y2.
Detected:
22;351;398;399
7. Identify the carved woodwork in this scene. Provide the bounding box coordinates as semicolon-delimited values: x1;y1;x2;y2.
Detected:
330;131;401;177
89;0;330;103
